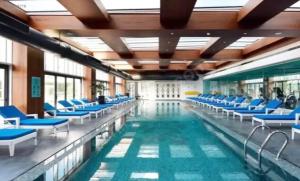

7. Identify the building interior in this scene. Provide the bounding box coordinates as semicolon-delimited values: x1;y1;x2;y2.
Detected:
1;0;300;181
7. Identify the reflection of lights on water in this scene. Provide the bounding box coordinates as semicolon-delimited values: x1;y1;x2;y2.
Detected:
106;138;133;158
132;123;140;128
138;145;159;158
200;145;226;158
220;172;250;181
130;172;159;179
170;145;193;158
174;172;203;180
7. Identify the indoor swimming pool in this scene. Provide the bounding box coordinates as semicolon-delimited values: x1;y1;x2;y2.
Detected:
67;101;267;181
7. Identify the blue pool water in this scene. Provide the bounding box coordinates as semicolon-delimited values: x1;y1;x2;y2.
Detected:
69;101;258;181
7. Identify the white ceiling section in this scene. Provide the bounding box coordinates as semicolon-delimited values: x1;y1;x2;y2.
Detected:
121;37;159;51
9;0;69;15
176;37;211;50
101;0;160;10
68;37;113;52
227;37;263;49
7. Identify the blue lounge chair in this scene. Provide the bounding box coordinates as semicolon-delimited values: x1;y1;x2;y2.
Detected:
58;100;104;118
44;103;90;124
209;96;239;111
252;106;300;127
0;106;69;135
222;98;264;117
0;128;37;156
233;99;282;122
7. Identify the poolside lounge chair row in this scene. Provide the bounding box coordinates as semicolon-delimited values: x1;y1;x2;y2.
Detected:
187;94;300;140
0;96;134;156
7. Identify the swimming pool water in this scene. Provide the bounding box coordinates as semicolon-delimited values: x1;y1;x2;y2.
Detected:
69;101;259;181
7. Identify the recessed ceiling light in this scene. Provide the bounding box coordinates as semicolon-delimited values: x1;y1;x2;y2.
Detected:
206;32;211;36
275;32;282;35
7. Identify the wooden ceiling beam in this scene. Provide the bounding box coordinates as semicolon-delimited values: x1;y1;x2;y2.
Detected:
160;0;197;28
0;1;28;22
58;0;109;28
29;12;300;33
159;0;196;68
243;37;286;56
238;0;298;27
159;36;180;68
94;49;242;60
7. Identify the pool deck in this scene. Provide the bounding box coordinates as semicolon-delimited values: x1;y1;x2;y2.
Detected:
187;102;300;179
0;102;136;181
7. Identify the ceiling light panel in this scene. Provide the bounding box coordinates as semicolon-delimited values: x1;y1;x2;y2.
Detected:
9;0;68;14
177;37;211;50
138;61;159;64
194;0;248;10
227;37;263;49
101;0;160;10
121;37;159;51
68;37;113;52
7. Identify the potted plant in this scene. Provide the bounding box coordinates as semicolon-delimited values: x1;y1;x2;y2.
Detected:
91;82;107;104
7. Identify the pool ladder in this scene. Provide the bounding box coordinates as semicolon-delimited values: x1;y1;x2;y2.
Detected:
244;125;289;171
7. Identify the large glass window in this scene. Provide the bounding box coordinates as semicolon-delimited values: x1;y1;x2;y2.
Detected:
0;68;8;106
66;78;74;100
57;76;66;105
74;79;82;99
44;75;55;106
115;77;123;95
0;36;12;106
44;52;83;106
96;70;110;97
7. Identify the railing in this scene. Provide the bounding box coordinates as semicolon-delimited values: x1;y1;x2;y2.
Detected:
244;125;289;171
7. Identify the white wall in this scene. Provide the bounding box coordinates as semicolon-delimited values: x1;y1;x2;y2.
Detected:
127;77;203;100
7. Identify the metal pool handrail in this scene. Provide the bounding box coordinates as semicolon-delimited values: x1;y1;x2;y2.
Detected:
258;130;289;169
244;125;271;161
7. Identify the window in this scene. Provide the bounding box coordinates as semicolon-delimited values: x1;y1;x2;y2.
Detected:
0;37;12;64
96;70;109;96
44;52;83;77
66;78;74;100
0;67;9;106
115;77;123;95
44;52;83;106
57;76;66;105
44;75;55;106
0;36;12;106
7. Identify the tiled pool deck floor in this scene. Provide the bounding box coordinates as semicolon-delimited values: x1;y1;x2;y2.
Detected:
187;102;300;178
0;102;136;181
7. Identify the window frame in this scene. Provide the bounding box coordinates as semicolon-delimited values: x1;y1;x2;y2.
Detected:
45;71;82;106
0;64;9;106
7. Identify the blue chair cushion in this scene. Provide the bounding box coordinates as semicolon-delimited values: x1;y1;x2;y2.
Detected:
253;114;295;120
235;110;266;114
19;118;68;126
0;106;27;120
57;111;89;116
0;129;35;140
76;107;103;112
223;107;248;111
292;124;300;129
